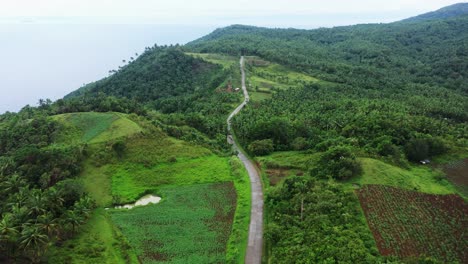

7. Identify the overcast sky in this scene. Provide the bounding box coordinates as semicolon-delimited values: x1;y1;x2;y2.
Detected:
1;0;465;26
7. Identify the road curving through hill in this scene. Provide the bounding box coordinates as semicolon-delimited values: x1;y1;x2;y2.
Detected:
227;56;263;264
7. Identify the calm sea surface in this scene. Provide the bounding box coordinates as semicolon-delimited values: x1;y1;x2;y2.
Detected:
0;24;216;113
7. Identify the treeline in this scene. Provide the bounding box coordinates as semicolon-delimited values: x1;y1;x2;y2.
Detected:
186;17;468;93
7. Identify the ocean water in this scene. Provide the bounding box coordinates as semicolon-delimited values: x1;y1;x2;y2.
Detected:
0;24;217;113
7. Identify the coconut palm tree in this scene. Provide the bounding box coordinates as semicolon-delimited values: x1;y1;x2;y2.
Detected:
1;174;26;193
45;187;64;215
27;190;47;218
0;213;19;258
62;210;83;235
19;224;49;263
37;213;59;238
73;196;95;219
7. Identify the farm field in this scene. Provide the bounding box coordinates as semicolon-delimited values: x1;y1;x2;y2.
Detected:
109;182;237;263
441;158;468;197
357;185;468;263
245;57;319;102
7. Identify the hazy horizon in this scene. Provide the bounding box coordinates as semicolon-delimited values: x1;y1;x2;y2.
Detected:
0;0;465;113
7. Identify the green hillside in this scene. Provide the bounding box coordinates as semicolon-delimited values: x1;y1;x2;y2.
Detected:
187;16;468;93
66;47;227;102
53;112;142;144
1;4;468;264
48;112;250;263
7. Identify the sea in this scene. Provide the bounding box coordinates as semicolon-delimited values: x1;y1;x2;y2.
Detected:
0;23;217;113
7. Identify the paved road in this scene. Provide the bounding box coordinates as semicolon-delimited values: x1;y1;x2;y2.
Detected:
227;56;263;264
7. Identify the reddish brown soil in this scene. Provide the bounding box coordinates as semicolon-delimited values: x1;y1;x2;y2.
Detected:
440;158;468;196
356;185;468;263
205;182;237;246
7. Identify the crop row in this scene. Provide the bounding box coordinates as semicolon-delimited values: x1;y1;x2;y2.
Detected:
357;185;467;263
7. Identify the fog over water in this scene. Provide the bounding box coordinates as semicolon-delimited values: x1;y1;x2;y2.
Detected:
0;24;216;113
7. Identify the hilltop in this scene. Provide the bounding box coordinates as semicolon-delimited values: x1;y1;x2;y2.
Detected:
402;2;468;22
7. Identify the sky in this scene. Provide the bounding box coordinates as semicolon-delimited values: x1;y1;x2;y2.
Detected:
0;0;465;113
0;0;465;26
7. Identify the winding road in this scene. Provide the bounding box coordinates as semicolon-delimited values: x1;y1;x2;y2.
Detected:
227;56;263;264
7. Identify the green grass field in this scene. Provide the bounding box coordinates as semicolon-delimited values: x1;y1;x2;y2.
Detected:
346;158;458;195
243;56;334;101
256;151;320;170
257;151;458;196
110;155;233;203
185;52;238;69
109;182;237;263
53;112;142;144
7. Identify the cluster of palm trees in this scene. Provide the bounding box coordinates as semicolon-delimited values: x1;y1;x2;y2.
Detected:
0;174;95;263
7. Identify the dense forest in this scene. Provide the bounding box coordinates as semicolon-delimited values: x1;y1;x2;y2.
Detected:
0;110;92;262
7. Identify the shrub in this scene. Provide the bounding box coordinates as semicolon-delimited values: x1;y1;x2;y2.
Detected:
248;139;274;156
405;138;429;162
291;137;309;151
112;140;126;158
313;146;362;180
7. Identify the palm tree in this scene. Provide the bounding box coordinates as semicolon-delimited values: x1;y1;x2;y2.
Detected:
37;213;59;238
19;224;49;263
62;210;83;235
73;196;95;219
27;190;47;218
45;187;64;215
1;174;26;193
0;213;19;258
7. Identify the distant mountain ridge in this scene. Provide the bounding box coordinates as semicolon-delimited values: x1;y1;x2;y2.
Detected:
402;2;468;22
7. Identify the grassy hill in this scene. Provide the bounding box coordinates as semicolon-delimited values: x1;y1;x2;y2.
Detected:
47;111;251;263
53;112;142;144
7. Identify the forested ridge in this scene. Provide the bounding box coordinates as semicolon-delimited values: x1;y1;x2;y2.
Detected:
183;8;468;162
67;46;226;102
187;14;468;93
1;4;467;263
